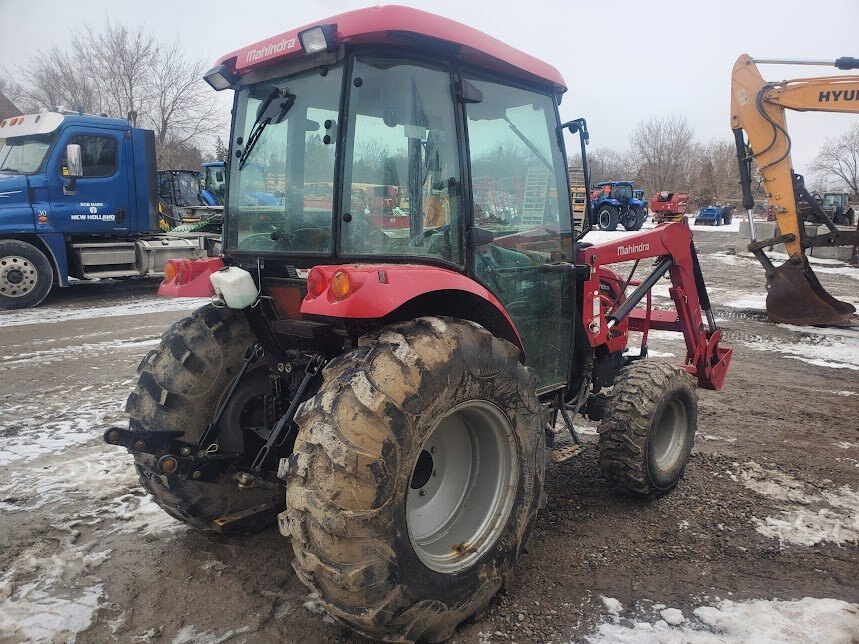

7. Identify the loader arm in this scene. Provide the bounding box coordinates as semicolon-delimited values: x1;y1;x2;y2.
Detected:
730;54;859;325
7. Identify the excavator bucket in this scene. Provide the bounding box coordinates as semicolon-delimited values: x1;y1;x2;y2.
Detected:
766;259;856;326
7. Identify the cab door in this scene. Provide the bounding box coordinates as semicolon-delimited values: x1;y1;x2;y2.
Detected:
463;75;574;393
48;126;132;234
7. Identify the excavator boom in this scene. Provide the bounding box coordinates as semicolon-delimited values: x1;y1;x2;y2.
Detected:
730;54;859;326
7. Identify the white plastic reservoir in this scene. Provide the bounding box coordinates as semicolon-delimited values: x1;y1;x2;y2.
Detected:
210;266;259;309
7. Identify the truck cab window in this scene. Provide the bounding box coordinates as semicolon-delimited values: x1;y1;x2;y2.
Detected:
60;135;117;178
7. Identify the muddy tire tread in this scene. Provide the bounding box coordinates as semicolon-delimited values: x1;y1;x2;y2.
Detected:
284;317;542;642
597;362;697;498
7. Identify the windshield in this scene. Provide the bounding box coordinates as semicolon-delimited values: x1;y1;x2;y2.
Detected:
173;172;203;206
611;184;633;200
0;135;53;174
205;166;225;205
226;64;342;255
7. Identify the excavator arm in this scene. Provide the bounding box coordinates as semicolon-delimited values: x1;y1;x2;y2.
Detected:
730;54;859;325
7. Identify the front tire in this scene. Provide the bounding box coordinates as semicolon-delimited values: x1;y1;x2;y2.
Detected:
0;240;53;310
126;304;283;533
596;205;619;231
283;317;544;642
597;362;697;498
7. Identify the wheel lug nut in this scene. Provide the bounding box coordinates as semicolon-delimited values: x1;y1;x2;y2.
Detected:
430;446;436;454
432;469;438;477
419;489;426;496
133;439;146;451
192;470;202;480
180;447;191;456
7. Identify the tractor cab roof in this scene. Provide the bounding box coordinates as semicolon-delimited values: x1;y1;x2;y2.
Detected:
595;181;635;187
216;5;566;96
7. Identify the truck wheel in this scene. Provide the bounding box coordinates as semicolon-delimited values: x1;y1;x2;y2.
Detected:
126;304;282;534
597;362;697;498
283;317;544;642
597;205;619;231
0;240;53;310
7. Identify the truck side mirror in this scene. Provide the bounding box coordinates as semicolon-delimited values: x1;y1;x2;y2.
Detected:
66;144;83;178
63;143;84;195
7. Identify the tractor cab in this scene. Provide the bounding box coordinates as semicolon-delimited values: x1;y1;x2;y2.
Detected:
208;6;576;391
201;161;226;206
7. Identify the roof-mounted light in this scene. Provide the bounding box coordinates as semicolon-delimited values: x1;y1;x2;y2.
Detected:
298;24;338;55
203;63;240;91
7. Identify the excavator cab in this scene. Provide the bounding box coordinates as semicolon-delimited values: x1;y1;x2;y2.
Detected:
730;54;859;326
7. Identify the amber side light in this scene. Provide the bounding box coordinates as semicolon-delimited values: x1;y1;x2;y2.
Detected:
330;270;352;301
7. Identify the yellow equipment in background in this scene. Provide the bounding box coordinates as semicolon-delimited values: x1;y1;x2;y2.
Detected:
730;54;859;325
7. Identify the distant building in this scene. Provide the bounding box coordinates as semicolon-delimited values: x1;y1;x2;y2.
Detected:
0;91;22;121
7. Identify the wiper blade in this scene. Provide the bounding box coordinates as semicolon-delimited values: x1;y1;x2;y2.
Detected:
239;87;295;171
0;167;20;173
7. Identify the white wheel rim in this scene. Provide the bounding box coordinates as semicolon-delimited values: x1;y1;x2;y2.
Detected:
0;255;38;298
651;398;688;470
406;400;518;573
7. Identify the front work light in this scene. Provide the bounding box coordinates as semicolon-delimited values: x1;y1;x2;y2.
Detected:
203;63;240;91
298;25;338;55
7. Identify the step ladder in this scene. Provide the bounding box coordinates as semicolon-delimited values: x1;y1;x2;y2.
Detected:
521;166;550;226
568;167;587;230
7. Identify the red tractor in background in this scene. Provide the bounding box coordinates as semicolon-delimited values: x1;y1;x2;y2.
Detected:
105;7;731;641
650;191;690;223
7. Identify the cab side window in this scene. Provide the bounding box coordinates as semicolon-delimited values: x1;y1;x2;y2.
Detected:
61;135;118;178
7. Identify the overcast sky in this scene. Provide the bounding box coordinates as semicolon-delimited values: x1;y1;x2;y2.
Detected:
2;0;858;176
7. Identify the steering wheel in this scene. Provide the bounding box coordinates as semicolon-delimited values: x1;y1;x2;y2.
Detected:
408;224;451;248
240;230;296;251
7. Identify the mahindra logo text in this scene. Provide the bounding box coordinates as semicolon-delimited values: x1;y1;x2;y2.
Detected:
818;89;858;103
246;37;297;63
618;242;649;256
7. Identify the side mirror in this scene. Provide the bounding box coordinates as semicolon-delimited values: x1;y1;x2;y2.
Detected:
63;143;83;195
66;144;83;178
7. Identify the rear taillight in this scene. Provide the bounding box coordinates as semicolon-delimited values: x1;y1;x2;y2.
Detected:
307;267;328;298
163;259;192;285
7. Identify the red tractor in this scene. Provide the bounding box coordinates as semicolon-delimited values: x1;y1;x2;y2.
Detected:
105;7;731;641
650;191;690;223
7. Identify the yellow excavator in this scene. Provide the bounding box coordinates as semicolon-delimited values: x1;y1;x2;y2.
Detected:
730;54;859;325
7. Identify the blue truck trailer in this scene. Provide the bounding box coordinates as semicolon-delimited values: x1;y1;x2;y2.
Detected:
0;111;220;309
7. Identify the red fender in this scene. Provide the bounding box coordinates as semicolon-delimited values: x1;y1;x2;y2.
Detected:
300;264;524;353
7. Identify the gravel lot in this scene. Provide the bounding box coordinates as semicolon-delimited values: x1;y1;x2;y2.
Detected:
1;226;857;643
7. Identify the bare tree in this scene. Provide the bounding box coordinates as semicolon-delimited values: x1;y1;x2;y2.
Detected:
810;124;859;197
570;146;632;187
9;20;223;169
630;115;695;194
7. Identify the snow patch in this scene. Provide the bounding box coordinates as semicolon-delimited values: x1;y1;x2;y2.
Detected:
735;462;859;546
0;296;210;327
659;608;685;625
601;596;623;616
587;597;859;643
730;326;859;371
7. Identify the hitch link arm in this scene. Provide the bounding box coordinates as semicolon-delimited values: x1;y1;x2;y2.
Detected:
250;353;326;473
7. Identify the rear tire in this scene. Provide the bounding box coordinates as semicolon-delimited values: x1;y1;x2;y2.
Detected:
0;239;53;310
126;304;282;534
283;317;544;642
597;362;697;498
597;205;619;231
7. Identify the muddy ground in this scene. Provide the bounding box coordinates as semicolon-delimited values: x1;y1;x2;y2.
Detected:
1;227;857;643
